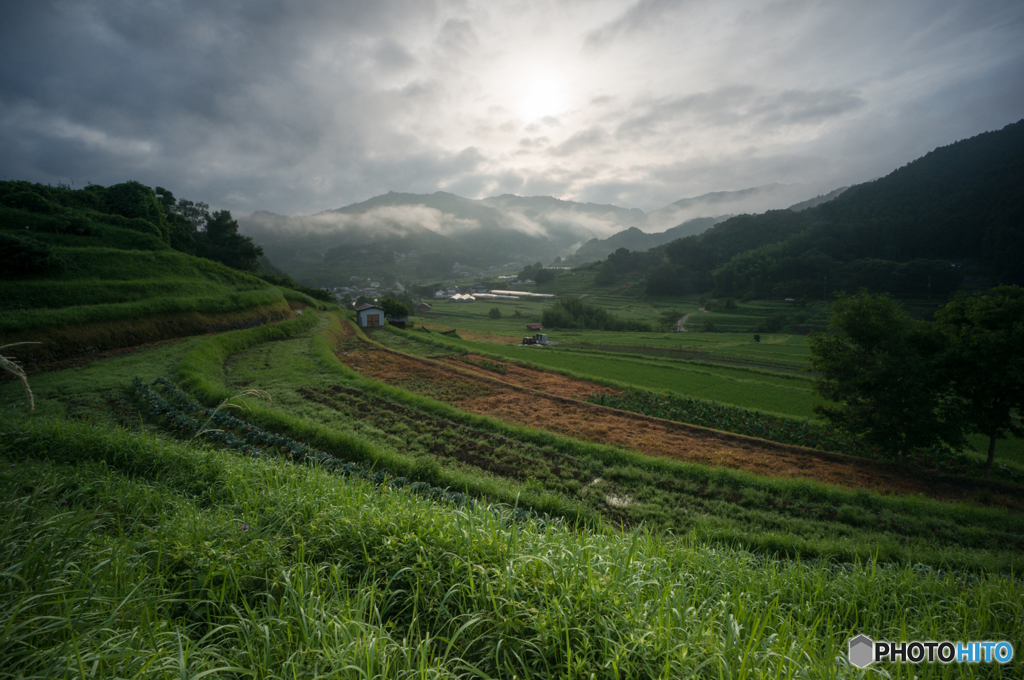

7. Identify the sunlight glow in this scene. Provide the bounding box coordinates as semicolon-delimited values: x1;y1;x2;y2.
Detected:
518;75;568;121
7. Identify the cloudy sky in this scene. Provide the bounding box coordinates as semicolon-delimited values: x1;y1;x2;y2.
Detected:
2;0;1022;217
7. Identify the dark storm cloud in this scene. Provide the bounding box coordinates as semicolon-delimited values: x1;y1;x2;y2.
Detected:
0;0;439;211
373;39;418;72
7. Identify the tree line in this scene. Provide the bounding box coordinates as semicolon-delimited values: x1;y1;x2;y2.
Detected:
0;180;264;272
810;286;1024;477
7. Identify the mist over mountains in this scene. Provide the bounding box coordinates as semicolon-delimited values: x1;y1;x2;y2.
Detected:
239;184;822;285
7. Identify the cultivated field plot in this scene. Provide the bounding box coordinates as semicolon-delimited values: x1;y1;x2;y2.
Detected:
7;311;1022;572
398;320;1024;470
209;318;1024;570
440;339;821;417
344;326;1021;510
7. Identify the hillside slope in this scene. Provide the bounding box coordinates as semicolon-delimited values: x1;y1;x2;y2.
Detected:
653;119;1024;298
0;186;311;367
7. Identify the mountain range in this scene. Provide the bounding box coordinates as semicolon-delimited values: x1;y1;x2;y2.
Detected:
240;184;822;286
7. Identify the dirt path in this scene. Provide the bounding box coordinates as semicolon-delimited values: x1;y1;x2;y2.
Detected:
336;325;1021;510
677;308;708;332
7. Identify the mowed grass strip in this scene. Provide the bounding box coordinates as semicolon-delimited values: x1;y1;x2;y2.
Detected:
2;416;1021;679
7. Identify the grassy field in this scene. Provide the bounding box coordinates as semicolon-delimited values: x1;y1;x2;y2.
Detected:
4;303;1023;676
463;341;820;417
5;415;1021;678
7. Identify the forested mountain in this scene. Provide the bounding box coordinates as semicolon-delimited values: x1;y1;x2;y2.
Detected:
240;193;561;285
569;217;728;263
642;119;1024;298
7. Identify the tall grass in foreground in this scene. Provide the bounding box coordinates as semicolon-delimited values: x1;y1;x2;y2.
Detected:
2;415;1021;679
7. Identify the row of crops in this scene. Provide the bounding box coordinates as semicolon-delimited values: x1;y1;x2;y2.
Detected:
452;354;508;374
586;388;865;457
134;377;491;511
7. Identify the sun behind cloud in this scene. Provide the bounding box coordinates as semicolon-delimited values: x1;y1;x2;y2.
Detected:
517;74;568;122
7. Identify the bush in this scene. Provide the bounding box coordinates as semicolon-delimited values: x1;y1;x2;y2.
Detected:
85;210;164;238
542;296;651;332
0;232;64;277
488;307;502;319
754;313;787;333
103;181;163;226
381;297;410;319
753;334;761;342
0;190;57;215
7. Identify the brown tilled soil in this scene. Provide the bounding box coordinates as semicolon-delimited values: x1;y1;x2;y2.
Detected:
420;325;520;345
335;325;1022;510
441;354;619;400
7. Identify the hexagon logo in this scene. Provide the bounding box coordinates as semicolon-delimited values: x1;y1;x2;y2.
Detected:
849;635;875;669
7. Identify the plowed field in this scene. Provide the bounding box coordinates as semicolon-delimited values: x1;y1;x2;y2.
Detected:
337;325;1021;510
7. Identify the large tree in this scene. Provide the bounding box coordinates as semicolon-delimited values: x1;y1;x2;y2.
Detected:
935;286;1024;478
809;291;960;460
197;210;263;272
380;296;410;319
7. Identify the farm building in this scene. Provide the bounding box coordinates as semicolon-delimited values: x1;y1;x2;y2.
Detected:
416;303;432;312
387;316;410;329
526;323;544;331
355;304;385;328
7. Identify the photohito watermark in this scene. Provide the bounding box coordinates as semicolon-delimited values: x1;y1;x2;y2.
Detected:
848;635;1014;668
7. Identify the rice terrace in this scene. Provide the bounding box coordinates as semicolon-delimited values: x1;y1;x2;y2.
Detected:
3;12;1024;677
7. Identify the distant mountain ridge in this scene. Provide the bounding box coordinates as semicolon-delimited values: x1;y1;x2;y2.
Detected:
567;217;730;263
238;185;826;286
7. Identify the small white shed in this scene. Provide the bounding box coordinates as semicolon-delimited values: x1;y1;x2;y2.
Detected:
355;304;385;328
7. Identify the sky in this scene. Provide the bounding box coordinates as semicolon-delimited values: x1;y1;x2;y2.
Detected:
1;0;1022;217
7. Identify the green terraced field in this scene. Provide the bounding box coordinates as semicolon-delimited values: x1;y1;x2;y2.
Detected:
463;340;820;417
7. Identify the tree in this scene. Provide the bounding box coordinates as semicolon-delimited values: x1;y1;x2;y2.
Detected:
196;210;263;272
808;291;958;460
935;286;1024;478
488;307;502;319
170;198;211;233
104;181;168;241
380;297;410;319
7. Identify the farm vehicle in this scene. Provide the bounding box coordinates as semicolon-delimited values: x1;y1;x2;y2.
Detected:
522;333;549;346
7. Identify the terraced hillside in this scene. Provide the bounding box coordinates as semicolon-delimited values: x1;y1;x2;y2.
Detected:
0;190;327;367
